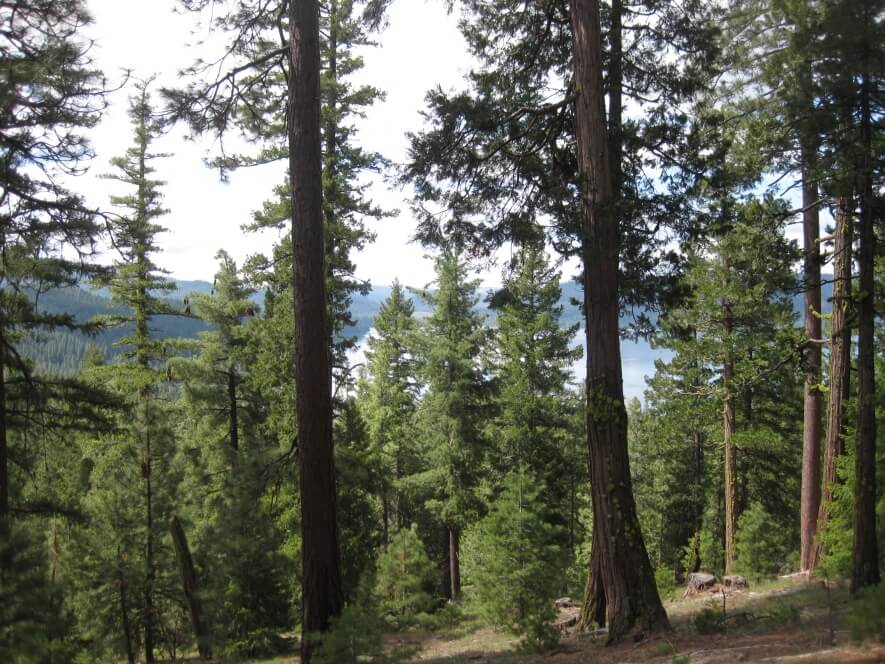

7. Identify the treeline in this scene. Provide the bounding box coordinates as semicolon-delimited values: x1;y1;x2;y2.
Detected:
0;0;883;663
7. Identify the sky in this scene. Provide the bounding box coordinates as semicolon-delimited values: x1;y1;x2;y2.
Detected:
80;0;479;286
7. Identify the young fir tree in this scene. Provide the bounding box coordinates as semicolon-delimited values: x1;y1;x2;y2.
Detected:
359;281;420;545
88;81;183;664
465;467;564;652
487;243;581;519
657;197;801;576
414;250;487;601
170;252;289;656
374;524;436;622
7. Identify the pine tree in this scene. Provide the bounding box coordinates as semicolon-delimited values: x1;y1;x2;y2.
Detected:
656;197;801;576
91;81;181;664
374;525;436;621
414;250;487;601
359;282;420;544
465;467;564;652
0;0;107;518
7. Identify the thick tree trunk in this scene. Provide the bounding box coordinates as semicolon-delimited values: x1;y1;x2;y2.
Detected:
578;520;606;629
812;196;852;569
290;2;343;660
570;0;669;641
799;137;822;573
448;526;461;601
170;515;212;659
851;67;879;593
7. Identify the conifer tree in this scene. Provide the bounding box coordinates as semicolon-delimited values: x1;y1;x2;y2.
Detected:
92;81;180;664
0;0;107;518
360;282;420;544
465;467;564;652
656;197;800;575
414;250;487;601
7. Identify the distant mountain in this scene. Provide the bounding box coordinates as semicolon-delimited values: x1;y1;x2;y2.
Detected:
19;278;832;394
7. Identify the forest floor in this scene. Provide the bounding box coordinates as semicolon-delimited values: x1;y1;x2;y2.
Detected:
248;576;885;664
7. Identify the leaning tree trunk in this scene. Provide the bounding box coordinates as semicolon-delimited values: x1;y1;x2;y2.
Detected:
851;65;879;593
570;0;669;641
812;195;852;569
289;1;343;661
448;526;461;601
170;516;212;659
799;128;822;573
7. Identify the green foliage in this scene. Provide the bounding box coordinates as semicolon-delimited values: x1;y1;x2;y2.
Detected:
735;502;791;582
312;580;414;664
847;583;885;643
682;526;723;578
655;567;677;601
0;520;64;662
819;449;855;579
694;603;726;635
375;525;436;623
463;468;563;652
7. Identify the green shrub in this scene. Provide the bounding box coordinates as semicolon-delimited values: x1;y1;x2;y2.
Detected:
734;502;789;582
819;452;855;579
847;583;885;643
655;567;676;601
694;604;725;635
375;524;437;624
682;528;722;578
463;467;564;652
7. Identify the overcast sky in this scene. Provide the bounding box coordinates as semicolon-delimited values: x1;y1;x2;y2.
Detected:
80;0;480;286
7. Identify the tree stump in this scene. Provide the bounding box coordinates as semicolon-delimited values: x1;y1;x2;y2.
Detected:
683;572;717;597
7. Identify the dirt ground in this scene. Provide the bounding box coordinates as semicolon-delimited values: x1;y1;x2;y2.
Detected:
407;578;885;664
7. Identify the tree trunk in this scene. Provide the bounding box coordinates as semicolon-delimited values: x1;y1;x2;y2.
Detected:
290;1;343;660
812;196;852;569
0;353;7;517
799;133;822;573
118;549;135;664
723;364;737;576
228;369;239;452
448;525;461;602
144;424;155;664
578;520;606;629
170;515;212;659
851;66;879;593
570;0;669;641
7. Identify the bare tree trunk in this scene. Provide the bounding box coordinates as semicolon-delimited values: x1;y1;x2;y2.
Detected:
144;424;155;664
118;548;135;664
578;520;606;629
570;0;669;641
723;362;737;576
290;2;343;660
448;526;461;601
851;65;879;593
812;196;852;569
170;516;212;659
799;134;822;573
228;370;239;452
0;353;7;517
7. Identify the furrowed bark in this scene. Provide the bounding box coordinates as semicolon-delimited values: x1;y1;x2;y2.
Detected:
851;65;879;593
570;0;669;641
799;131;822;573
290;0;343;660
812;196;852;569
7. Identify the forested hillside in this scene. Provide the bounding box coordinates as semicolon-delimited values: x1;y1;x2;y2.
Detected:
0;1;882;663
